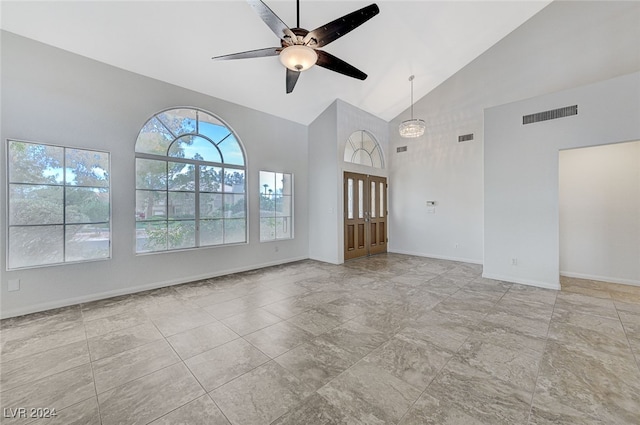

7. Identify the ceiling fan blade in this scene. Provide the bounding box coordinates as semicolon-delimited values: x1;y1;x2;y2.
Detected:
247;0;296;42
315;50;367;80
303;3;379;48
212;47;280;61
286;68;301;93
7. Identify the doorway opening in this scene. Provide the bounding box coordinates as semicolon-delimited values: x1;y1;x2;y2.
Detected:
559;140;640;288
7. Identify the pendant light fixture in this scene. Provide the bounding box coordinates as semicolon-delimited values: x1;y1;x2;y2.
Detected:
399;75;426;138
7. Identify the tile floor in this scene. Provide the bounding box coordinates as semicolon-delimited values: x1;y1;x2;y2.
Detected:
1;254;639;424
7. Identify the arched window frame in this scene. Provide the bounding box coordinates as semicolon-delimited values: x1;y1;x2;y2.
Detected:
134;107;247;253
344;130;384;169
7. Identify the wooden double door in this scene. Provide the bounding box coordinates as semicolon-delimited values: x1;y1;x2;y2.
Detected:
344;172;388;260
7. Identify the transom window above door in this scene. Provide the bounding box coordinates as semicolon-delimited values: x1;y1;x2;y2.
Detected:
344;130;384;168
135;108;247;253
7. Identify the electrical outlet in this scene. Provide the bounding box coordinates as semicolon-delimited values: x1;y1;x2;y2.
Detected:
511;258;518;266
454;243;459;249
275;245;279;253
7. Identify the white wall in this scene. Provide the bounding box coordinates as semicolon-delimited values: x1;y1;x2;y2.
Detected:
388;1;640;265
308;101;339;264
307;99;390;264
484;72;640;289
0;32;309;318
559;141;640;286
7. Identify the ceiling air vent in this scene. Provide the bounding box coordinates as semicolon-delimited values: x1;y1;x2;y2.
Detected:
396;146;408;153
523;105;578;125
458;133;474;143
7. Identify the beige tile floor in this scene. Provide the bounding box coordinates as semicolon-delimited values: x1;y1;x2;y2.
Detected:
1;254;639;424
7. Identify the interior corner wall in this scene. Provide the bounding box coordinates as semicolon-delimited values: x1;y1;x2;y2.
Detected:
484;72;640;289
387;1;640;266
308;101;339;264
559;141;640;286
0;32;309;318
307;100;390;264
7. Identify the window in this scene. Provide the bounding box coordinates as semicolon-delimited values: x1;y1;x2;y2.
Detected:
135;108;246;253
259;171;293;241
7;140;110;269
344;130;384;168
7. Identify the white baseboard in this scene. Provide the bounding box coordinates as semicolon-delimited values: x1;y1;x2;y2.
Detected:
1;256;308;319
482;272;561;290
388;248;483;265
560;271;640;287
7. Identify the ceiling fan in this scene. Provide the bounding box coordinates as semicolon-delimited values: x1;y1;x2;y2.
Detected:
212;0;379;93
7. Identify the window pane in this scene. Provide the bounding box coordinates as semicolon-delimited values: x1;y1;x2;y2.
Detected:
136;190;166;221
224;194;245;218
275;217;292;239
260;195;275;218
371;181;376;218
136;221;167;253
276;195;291;216
157;108;197;137
344;140;355;162
200;193;223;219
371;147;382;169
66;224;110;261
353;149;373;167
135;117;174;155
224;169;245;193
168;192;195;219
358;180;364;219
282;173;293;195
260;218;276;241
66;187;109;224
65;149;109;187
200;165;223;192
168;135;221;163
168;162;195;191
136;159;167;190
200;219;223;246
380;182;385;218
168;221;196;250
8;141;64;184
347;179;354;219
224;219;246;244
8;225;64;269
9;184;64;225
135;108;246;253
218;134;245;166
197;112;225;130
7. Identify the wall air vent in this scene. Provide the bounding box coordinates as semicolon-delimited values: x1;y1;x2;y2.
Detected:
397;146;408;153
458;133;474;142
523;105;578;125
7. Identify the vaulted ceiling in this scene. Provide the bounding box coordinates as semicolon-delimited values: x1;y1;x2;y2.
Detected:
0;1;551;125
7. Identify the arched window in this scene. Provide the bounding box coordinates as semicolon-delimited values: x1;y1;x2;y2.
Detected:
135;108;246;253
344;130;384;168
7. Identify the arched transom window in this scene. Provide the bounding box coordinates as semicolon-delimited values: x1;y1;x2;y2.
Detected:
344;130;383;169
135;107;246;253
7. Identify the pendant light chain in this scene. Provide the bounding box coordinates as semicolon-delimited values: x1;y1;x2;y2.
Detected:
410;75;414;120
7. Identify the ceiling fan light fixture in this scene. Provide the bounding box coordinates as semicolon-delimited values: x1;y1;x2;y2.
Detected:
399;75;426;138
279;45;318;72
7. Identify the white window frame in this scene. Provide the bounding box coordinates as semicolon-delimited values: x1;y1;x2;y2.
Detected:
6;139;111;270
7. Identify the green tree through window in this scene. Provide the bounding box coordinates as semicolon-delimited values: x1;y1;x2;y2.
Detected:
135;108;246;252
7;140;110;269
